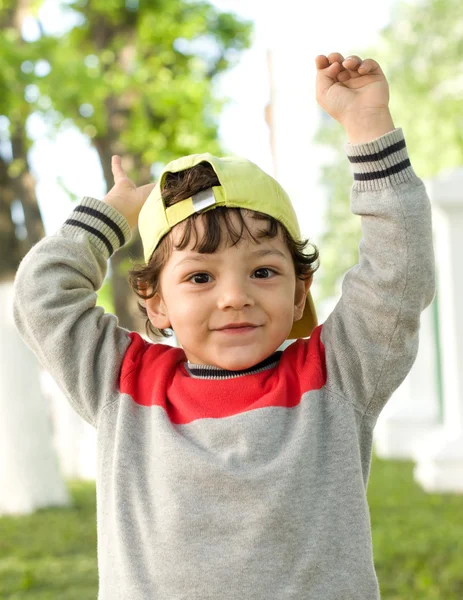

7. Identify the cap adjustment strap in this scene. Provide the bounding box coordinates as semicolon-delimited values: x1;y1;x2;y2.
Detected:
192;189;216;212
165;189;217;228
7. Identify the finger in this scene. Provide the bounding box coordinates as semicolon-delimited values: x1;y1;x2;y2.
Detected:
315;55;329;70
343;56;383;76
316;54;346;73
358;58;382;74
327;52;346;68
336;69;353;83
342;55;362;70
111;155;127;183
340;55;366;80
315;60;343;100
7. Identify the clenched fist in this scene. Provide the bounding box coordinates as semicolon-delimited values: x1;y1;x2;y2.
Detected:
315;53;395;144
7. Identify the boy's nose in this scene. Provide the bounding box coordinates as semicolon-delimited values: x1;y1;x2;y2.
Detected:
216;280;255;311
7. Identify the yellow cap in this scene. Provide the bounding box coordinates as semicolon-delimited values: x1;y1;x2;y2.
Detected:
138;153;317;339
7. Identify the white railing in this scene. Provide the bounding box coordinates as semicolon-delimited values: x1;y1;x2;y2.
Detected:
374;168;463;493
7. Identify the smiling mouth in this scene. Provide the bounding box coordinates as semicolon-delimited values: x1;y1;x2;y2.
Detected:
216;322;259;330
216;325;260;334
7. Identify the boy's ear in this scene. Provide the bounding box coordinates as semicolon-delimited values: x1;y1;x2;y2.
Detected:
145;293;172;330
294;275;313;321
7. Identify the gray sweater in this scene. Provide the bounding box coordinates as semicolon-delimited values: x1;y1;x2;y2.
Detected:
13;128;435;599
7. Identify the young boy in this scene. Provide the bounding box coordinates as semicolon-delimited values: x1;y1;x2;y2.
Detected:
13;53;435;599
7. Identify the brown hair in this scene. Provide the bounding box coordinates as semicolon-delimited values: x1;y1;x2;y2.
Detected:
128;162;319;340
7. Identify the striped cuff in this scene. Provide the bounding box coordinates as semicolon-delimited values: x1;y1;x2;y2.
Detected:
62;197;132;259
344;128;418;191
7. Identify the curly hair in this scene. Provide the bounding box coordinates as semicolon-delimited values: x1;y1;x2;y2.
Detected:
128;162;319;340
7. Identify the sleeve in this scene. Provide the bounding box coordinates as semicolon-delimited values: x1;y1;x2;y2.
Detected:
13;197;135;427
320;128;435;418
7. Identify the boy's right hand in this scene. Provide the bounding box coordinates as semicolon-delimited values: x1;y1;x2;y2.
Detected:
103;156;156;229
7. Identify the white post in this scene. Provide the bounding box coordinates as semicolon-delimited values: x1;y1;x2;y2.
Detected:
414;168;463;493
40;370;97;480
373;301;441;459
0;280;70;515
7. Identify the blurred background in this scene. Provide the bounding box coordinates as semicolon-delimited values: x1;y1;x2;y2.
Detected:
1;0;463;598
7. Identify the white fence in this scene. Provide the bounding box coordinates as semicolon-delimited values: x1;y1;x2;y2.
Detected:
375;168;463;492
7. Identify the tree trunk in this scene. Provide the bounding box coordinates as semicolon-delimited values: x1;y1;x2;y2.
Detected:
94;126;148;333
11;130;45;248
0;157;22;280
88;20;151;332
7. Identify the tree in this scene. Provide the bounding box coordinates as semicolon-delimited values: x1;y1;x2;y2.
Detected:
30;0;252;329
0;0;69;516
315;0;463;300
0;0;46;281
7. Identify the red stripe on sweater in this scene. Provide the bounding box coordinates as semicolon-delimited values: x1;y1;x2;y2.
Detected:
120;326;326;425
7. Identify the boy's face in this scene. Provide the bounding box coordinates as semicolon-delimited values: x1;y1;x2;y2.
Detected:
145;211;312;370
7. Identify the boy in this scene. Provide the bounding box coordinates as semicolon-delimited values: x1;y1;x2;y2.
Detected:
13;53;435;599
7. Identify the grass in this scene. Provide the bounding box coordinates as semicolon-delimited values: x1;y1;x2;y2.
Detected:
368;458;463;599
0;456;462;599
0;483;98;599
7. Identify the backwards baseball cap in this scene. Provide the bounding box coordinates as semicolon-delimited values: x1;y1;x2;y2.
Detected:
138;153;317;339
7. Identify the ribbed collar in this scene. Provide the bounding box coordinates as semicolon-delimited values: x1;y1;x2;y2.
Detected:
184;351;282;380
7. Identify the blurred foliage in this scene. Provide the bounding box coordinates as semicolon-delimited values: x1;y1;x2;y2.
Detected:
315;0;463;300
1;458;462;598
0;0;49;277
1;0;252;324
25;0;252;168
0;1;36;130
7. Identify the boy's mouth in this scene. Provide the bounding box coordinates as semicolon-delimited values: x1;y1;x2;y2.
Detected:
215;322;261;334
216;322;259;331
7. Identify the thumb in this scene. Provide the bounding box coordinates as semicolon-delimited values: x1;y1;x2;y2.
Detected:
315;60;342;102
111;155;129;184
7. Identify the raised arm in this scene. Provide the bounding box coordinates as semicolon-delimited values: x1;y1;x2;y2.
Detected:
13;160;154;425
315;53;435;415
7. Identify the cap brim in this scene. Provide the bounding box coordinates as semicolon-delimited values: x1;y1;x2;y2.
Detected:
288;291;318;339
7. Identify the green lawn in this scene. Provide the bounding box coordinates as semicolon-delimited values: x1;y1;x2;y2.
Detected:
368;458;463;599
1;456;462;599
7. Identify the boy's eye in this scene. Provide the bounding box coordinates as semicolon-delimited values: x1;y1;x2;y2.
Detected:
189;273;211;284
253;268;275;279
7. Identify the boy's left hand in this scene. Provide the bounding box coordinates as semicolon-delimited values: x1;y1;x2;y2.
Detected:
315;53;395;143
